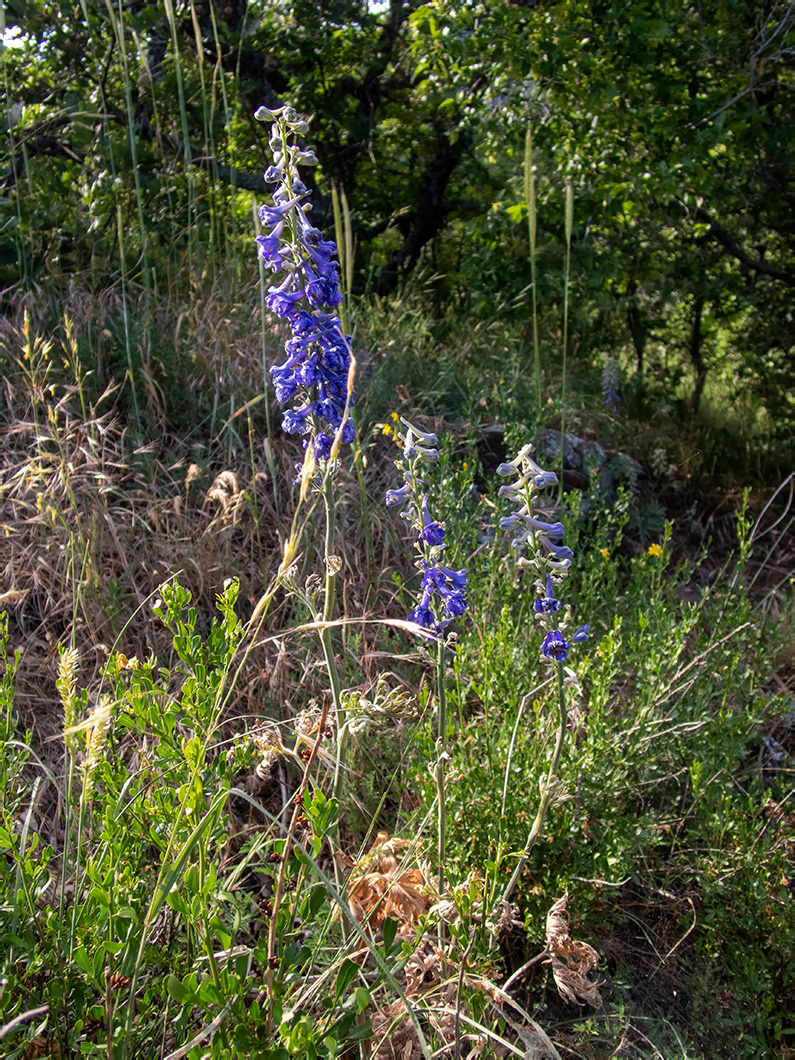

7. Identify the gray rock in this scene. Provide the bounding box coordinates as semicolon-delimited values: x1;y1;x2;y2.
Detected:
541;431;606;472
540;430;583;469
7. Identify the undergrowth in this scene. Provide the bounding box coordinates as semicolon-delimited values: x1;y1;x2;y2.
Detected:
0;279;792;1058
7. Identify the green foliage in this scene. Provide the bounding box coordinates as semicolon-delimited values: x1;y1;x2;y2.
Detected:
2;0;793;450
411;481;793;1056
1;11;793;1054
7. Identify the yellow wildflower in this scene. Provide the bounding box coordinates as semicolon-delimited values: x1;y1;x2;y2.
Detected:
600;548;610;559
648;543;663;557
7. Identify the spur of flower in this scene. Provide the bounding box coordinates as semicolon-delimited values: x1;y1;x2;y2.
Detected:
498;440;588;662
385;418;468;634
254;105;354;459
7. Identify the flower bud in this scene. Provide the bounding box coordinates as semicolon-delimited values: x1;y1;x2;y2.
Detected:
415;444;440;463
400;418;438;447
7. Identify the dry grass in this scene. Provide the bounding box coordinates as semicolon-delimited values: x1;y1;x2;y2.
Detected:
0;282;418;809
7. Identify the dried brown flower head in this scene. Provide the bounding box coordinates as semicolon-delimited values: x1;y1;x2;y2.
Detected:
545;892;603;1009
347;832;430;936
250;726;283;779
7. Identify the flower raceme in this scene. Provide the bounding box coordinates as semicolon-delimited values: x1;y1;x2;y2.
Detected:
602;354;621;413
499;441;588;664
386;419;468;634
254;105;354;458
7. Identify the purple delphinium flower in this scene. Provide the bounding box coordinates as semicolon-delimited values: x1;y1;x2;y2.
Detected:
313;432;333;460
406;563;467;632
282;403;315;435
602;355;620;413
254;107;355;454
541;630;570;661
533;575;562;614
500;440;589;664
408;586;435;629
420;564;468;624
420;496;445;546
385;421;468;635
386;483;411;507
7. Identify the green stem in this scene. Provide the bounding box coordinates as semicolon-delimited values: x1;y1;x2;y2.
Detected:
501;662;567;905
559;182;573;507
524;125;541;424
353;439;374;590
318;470;349;934
198;836;231;1050
320;473;345;796
435;637;448;897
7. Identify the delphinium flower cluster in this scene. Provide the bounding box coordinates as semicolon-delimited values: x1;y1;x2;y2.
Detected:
496;441;589;905
601;354;621;414
497;442;588;661
254;105;354;460
386;419;468;635
386;418;468;897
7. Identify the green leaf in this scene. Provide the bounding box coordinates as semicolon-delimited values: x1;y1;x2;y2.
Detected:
334;957;359;1000
382;916;398;953
354;986;370;1014
165;973;192;1004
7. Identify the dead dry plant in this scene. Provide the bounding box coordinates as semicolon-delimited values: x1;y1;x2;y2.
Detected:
544;892;603;1009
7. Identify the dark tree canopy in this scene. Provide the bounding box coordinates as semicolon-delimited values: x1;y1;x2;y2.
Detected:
1;0;793;421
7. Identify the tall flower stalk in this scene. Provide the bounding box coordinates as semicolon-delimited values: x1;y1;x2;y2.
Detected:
254;104;355;460
496;443;587;904
386;421;468;895
602;354;621;413
524;125;542;424
254;105;354;896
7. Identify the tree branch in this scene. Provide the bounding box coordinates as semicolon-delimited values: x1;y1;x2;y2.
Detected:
0;136;84;193
377;125;471;292
693;205;795;287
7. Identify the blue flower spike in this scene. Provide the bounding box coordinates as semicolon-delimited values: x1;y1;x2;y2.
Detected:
385;419;468;636
499;440;590;664
254;106;355;457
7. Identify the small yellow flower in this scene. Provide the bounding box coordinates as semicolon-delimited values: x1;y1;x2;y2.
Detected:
462;461;468;472
391;411;400;422
380;423;391;436
600;548;610;559
648;543;663;557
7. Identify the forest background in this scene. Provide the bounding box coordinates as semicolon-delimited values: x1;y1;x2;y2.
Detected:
0;1;793;1058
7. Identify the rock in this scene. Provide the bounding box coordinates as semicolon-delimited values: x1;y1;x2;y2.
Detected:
541;430;581;469
475;423;508;476
541;430;606;473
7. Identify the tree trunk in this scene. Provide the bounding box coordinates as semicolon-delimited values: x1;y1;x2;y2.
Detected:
626;277;646;380
689;289;707;415
376;125;470;293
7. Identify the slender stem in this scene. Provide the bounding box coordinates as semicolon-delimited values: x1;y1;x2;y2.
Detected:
353;439;374;589
198;839;230;1050
265;698;328;1027
317;470;349;936
559;182;573;507
501;662;567;905
435;637;448;897
524;126;541;424
319;472;345;798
